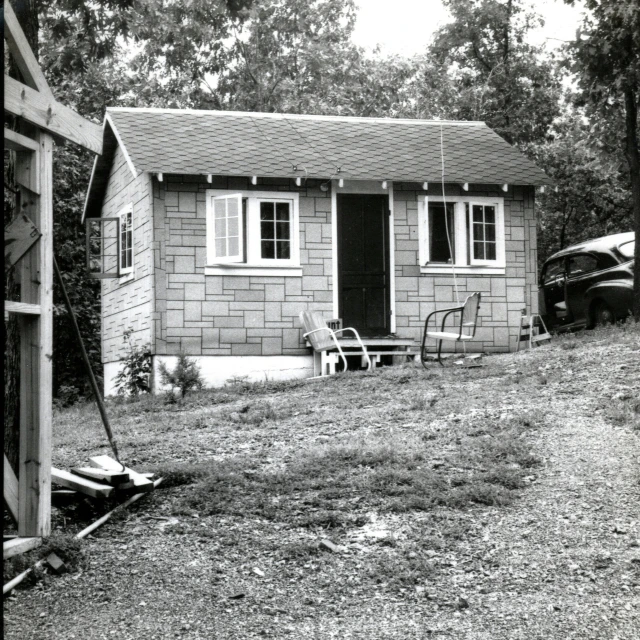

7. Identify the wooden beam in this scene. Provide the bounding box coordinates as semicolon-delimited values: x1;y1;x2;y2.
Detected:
3;1;53;98
51;468;113;498
4;128;39;152
70;467;129;486
4;301;41;315
3;537;42;560
18;129;53;538
4;75;103;154
89;455;154;494
4;454;19;524
501;183;509;192
461;183;469;191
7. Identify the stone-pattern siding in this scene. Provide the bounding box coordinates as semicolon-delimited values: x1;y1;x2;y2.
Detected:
101;147;153;363
152;177;333;356
392;183;537;352
101;167;539;365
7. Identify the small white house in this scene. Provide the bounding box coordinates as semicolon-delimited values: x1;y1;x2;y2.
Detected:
83;108;549;393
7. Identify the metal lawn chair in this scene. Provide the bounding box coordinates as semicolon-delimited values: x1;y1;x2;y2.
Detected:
300;311;372;377
420;292;481;367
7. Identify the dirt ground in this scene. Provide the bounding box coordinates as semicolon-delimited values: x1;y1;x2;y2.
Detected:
3;325;639;639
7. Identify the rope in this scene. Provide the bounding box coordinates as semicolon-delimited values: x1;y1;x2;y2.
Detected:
439;124;467;355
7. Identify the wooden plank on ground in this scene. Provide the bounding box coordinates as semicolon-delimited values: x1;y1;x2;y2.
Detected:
88;456;154;494
4;76;103;154
3;537;42;560
51;468;113;499
4;454;19;524
70;467;129;486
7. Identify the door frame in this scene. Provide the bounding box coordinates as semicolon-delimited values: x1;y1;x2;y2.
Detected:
331;180;396;333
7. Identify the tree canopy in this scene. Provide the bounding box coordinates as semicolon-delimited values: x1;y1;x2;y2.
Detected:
5;0;638;404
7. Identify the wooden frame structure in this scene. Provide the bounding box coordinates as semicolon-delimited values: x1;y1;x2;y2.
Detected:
3;1;102;553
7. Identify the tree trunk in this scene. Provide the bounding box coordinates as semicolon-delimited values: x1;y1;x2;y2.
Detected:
624;87;640;319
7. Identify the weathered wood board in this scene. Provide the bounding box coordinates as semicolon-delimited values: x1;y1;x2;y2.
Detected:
4;213;41;270
88;456;154;494
51;468;113;499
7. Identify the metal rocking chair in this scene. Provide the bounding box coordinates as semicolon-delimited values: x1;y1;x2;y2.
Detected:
420;292;481;367
300;311;372;376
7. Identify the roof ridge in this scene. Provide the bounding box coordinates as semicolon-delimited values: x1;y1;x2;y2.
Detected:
106;107;487;127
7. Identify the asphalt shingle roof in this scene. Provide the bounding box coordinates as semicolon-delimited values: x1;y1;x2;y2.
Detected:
84;108;549;217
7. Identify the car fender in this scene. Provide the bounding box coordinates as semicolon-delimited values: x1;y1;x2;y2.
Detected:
585;280;633;317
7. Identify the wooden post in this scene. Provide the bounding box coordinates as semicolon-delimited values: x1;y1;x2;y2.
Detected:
17;128;53;537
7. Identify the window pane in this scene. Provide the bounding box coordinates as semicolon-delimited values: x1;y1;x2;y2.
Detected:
473;241;484;260
261;220;274;240
473;222;485;241
260;202;275;221
215;238;226;257
227;197;238;217
261;241;275;259
472;205;483;223
214;200;226;218
277;241;290;259
428;202;455;263
485;206;495;224
276;202;290;220
486;242;496;261
228;216;239;237
485;224;496;242
228;236;239;256
215;218;226;237
276;221;290;240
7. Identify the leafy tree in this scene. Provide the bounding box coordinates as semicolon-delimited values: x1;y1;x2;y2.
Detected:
564;0;640;317
430;0;564;146
531;116;634;263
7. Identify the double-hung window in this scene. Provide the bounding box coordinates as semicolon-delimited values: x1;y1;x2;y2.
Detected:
419;196;505;274
206;190;301;276
118;204;134;276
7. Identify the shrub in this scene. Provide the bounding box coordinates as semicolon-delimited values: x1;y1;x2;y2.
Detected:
158;352;204;397
113;329;152;397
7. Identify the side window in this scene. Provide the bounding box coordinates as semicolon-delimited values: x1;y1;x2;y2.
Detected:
427;201;456;263
567;254;598;278
541;258;564;285
118;204;133;275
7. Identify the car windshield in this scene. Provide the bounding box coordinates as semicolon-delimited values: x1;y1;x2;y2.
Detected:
618;240;634;259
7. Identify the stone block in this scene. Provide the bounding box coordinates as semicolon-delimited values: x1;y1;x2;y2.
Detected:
244;310;265;328
419;277;435;297
265;302;282;322
232;343;262;355
184;282;205;300
215;316;245;328
224;276;250;290
202;301;229;316
184;301;202;322
202;329;220;349
265;284;285;301
262;337;283;355
205;277;223;296
174;255;195;273
220;328;247;343
178;191;197;212
283;328;302;349
507;287;525;303
166;309;183;327
235;289;265;302
181;336;202;353
305;223;323;244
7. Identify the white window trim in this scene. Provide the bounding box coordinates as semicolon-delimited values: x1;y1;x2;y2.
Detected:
418;195;505;275
118;203;134;280
208;193;244;265
205;189;301;277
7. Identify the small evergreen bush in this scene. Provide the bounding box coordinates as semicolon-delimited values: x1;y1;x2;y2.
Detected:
113;329;152;397
158;352;204;397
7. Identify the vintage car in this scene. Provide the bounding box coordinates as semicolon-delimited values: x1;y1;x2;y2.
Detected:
539;231;635;330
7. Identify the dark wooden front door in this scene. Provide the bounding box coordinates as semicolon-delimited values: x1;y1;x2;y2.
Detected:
337;194;390;336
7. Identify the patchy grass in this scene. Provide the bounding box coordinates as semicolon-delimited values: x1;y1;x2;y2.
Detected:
7;322;638;639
